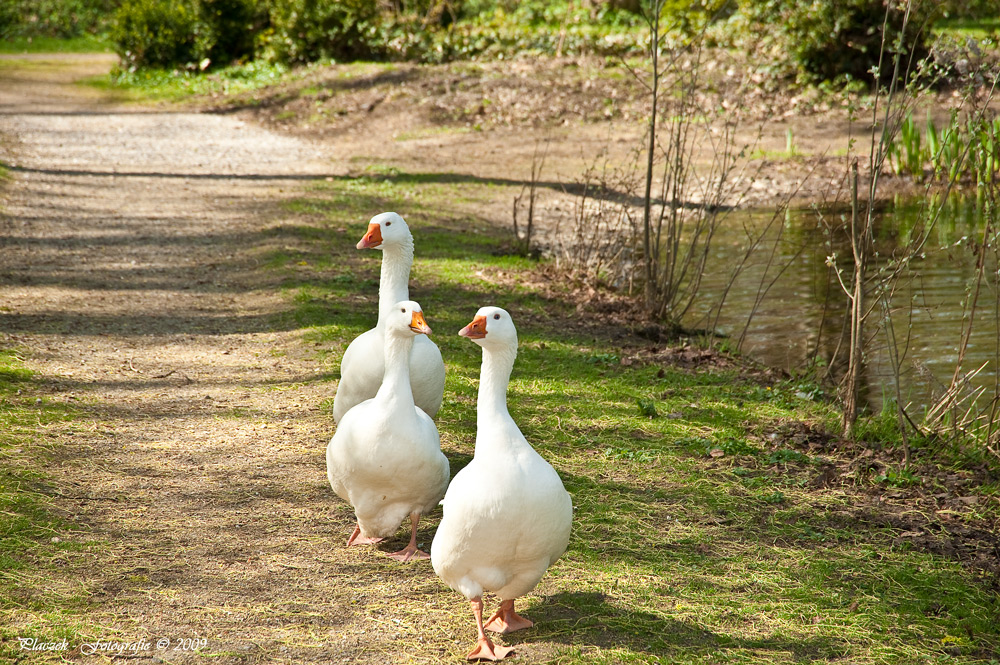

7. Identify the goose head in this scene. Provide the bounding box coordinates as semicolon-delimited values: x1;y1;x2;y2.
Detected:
388;300;432;338
459;306;517;350
357;212;411;251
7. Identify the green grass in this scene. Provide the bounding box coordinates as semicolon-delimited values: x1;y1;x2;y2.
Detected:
2;141;996;662
92;59;299;104
0;349;96;662
933;17;1000;40
0;35;112;54
269;167;1000;664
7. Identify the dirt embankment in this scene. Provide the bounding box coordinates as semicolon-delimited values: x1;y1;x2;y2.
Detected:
210;55;966;217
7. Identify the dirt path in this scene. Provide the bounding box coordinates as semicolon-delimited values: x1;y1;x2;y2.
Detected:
0;54;428;663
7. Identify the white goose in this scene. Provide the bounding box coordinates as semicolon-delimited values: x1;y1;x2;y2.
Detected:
332;212;446;423
327;300;450;561
431;307;572;661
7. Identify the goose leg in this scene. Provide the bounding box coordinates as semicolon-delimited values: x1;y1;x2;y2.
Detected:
466;597;513;661
346;524;384;546
387;512;430;561
484;598;534;633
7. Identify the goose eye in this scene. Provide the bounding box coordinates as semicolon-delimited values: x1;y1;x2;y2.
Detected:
400;307;406;313
385;221;392;226
493;313;500;320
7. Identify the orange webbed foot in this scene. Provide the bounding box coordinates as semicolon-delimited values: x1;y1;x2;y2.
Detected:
346;525;384;547
386;543;430;562
385;512;427;561
467;637;514;661
484;600;534;634
468;597;515;661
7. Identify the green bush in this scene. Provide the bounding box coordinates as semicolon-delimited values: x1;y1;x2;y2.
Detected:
938;0;1000;18
201;0;266;65
379;1;647;63
263;0;382;64
111;0;201;69
111;0;272;70
732;0;939;84
0;3;18;39
0;0;118;40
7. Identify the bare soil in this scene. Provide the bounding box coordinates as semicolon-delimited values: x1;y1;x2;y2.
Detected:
210;56;956;213
1;53;997;664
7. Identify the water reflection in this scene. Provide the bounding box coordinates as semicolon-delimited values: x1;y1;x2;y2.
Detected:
688;194;998;413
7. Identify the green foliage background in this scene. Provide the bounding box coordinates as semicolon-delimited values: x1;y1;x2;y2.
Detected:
110;0;201;68
0;0;117;39
4;0;996;82
261;0;380;64
725;0;941;83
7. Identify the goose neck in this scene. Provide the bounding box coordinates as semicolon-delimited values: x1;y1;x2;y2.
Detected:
376;331;416;407
376;242;414;327
476;345;517;430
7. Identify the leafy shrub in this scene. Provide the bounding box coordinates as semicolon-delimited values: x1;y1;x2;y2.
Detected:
262;0;382;64
112;0;271;70
0;0;118;39
0;3;18;39
111;0;201;69
200;0;265;66
380;2;646;63
730;0;939;84
937;0;1000;18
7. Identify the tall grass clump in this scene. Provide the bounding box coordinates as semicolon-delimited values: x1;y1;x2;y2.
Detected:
376;0;649;63
887;109;1000;184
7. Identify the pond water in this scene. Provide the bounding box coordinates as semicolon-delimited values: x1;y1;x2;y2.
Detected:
687;194;999;413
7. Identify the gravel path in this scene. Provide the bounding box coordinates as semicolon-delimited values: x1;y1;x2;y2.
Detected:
0;54;424;663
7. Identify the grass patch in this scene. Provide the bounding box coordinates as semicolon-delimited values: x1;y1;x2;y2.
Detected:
94;59;298;104
933;17;1000;40
0;349;96;662
0;35;112;54
269;167;1000;664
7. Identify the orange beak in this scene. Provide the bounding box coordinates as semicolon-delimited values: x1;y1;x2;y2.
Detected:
356;223;382;249
459;315;487;339
409;310;432;335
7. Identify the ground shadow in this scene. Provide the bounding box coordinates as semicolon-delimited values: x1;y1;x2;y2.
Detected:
521;591;849;662
7;164;334;181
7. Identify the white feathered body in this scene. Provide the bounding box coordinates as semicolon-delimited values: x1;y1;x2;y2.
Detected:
327;302;449;542
431;421;572;601
327;400;448;539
